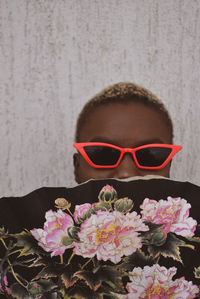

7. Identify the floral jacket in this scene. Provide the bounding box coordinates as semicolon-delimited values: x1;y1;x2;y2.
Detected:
0;177;200;298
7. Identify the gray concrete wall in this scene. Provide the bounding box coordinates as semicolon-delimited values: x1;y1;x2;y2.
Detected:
0;0;200;196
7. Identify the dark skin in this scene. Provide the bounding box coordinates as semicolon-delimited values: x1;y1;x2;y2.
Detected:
74;102;172;184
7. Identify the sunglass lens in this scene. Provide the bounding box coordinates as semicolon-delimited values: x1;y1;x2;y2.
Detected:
135;147;172;167
84;146;121;166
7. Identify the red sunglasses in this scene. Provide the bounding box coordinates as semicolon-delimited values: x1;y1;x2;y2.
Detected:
73;142;182;170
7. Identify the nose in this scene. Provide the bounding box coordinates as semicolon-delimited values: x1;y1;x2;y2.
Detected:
111;153;142;179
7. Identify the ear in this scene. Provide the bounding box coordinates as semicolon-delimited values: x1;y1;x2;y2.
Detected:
73;153;81;184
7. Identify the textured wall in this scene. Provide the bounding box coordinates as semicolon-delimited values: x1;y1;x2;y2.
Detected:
0;0;200;196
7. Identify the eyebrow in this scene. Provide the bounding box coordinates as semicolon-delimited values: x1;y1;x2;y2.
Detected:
88;137;165;147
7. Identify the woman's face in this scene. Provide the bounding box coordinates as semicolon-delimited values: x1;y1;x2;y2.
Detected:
74;102;172;184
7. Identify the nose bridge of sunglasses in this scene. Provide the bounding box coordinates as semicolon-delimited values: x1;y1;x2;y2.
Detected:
120;148;136;161
123;148;135;153
122;148;137;160
114;149;142;176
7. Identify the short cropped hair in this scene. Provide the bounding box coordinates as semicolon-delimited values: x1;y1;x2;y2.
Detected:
75;82;173;142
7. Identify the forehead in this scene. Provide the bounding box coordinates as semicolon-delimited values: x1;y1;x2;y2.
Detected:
79;102;171;146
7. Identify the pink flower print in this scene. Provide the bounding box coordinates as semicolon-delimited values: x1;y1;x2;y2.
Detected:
0;276;10;295
31;209;74;257
73;210;148;264
140;197;197;237
98;184;118;202
74;203;93;223
117;264;199;299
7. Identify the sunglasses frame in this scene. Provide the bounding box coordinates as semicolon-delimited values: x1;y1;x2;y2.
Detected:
73;142;182;170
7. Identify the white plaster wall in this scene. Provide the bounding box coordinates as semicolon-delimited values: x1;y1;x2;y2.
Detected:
0;0;200;196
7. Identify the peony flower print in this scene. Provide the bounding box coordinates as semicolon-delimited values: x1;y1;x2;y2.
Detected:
1;184;200;299
0;276;10;295
74;203;93;223
98;184;118;202
73;210;148;264
31;209;74;257
140;197;197;237
114;197;134;213
117;264;199;299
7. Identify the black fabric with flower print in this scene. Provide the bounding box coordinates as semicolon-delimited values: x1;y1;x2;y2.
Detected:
0;177;200;298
